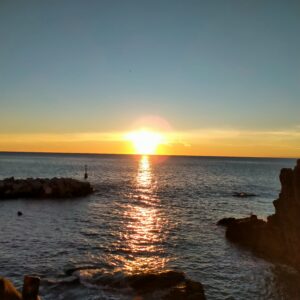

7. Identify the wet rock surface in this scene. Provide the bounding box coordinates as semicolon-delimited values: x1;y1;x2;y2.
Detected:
127;271;185;292
163;279;206;300
0;276;41;300
0;277;22;300
128;271;205;299
125;271;205;299
0;177;93;199
219;159;300;270
63;269;206;299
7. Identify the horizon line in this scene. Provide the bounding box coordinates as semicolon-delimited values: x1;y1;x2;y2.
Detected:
0;150;297;160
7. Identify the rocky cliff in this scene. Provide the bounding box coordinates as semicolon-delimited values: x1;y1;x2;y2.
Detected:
219;159;300;270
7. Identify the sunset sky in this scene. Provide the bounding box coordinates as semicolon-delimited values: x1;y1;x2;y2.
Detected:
0;0;299;157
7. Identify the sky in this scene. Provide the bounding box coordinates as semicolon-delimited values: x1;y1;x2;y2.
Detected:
0;0;299;157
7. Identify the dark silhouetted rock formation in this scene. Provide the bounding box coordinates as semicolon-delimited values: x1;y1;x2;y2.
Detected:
163;278;206;300
64;268;206;299
217;217;236;226
219;159;300;270
128;271;205;299
0;177;93;199
128;270;185;292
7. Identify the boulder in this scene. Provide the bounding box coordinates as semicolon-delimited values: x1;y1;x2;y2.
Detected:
0;276;41;300
163;279;206;300
0;277;22;300
127;271;205;299
67;268;206;299
128;271;185;292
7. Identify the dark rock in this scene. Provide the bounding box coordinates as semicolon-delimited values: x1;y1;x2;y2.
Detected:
128;271;185;292
217;217;236;226
163;279;206;300
70;269;206;299
17;211;22;216
232;192;257;198
221;160;300;270
0;277;22;300
127;271;205;299
0;177;93;199
1;276;41;300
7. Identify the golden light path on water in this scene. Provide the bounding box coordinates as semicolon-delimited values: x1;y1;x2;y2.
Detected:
116;155;169;274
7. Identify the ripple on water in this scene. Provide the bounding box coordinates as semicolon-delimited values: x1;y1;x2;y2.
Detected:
0;154;299;299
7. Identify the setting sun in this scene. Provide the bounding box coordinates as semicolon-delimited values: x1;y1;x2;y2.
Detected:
126;130;163;155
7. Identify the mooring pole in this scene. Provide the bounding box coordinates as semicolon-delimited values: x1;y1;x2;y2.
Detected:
84;165;88;179
22;276;40;300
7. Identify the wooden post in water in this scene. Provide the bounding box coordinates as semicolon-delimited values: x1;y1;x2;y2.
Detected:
22;276;40;300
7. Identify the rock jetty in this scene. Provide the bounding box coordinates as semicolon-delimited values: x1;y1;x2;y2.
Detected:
219;159;300;270
0;177;93;199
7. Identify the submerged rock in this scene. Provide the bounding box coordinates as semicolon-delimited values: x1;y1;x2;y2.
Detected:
219;159;300;270
128;271;206;299
66;268;206;299
127;270;185;292
0;177;93;199
232;192;257;198
163;279;206;300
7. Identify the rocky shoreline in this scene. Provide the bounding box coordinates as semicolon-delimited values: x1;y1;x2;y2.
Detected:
1;271;206;300
0;177;93;199
219;159;300;270
63;269;206;300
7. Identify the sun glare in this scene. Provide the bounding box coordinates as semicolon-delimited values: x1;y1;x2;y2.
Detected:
126;130;163;155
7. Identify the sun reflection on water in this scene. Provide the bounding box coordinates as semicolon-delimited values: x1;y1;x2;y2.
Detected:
116;155;168;274
137;155;152;190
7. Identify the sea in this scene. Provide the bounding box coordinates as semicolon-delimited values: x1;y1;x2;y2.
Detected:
0;152;299;300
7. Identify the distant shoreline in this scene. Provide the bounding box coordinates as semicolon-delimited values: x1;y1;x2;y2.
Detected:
0;150;297;160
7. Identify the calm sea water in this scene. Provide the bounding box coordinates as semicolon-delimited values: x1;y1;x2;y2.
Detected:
0;153;299;299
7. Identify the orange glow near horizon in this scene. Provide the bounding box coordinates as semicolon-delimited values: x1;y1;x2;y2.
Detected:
125;130;164;155
0;127;299;158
